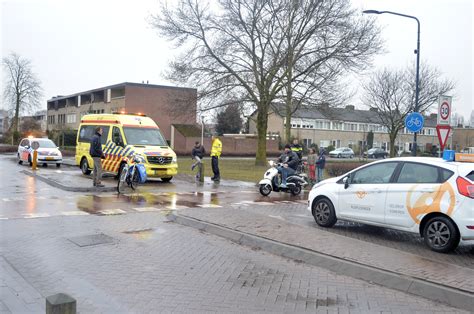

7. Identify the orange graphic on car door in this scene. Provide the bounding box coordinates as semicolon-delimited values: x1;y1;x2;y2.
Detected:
406;182;456;224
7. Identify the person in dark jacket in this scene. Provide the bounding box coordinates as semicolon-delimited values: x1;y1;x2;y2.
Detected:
191;141;205;179
316;148;326;182
89;127;105;187
277;144;300;188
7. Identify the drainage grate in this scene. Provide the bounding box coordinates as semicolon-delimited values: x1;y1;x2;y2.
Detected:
68;234;115;247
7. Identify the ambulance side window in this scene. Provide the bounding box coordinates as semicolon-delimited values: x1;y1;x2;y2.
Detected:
79;125;110;145
112;127;124;147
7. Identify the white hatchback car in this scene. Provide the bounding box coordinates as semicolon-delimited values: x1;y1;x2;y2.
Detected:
17;137;62;167
308;157;474;253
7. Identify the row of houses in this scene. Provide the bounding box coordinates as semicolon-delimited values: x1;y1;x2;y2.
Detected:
249;103;473;154
2;82;473;155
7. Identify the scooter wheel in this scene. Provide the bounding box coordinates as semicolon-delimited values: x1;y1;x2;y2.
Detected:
259;184;272;196
290;184;302;196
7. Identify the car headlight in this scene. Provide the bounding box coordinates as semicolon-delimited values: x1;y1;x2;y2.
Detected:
172;156;177;163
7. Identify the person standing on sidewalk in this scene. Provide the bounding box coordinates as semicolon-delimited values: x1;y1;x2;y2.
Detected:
210;135;222;181
191;141;205;180
90;127;105;187
316;148;326;183
307;147;317;184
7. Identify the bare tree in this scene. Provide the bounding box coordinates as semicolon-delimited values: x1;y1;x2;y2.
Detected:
362;64;455;157
151;0;381;164
2;53;43;142
275;0;382;141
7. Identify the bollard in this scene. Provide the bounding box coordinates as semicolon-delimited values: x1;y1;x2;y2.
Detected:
32;150;38;170
46;293;76;314
199;163;205;182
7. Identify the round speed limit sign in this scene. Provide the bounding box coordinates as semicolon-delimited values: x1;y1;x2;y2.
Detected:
440;102;450;120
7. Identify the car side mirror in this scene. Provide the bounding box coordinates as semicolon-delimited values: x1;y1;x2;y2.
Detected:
343;176;350;189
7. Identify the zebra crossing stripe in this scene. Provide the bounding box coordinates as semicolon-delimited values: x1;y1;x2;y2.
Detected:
99;209;126;215
61;211;90;216
133;207;161;212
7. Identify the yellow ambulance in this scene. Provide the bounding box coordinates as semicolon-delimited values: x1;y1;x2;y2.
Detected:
75;113;178;182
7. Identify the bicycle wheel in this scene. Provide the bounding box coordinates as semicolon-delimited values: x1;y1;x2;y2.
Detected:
117;165;128;194
130;168;140;190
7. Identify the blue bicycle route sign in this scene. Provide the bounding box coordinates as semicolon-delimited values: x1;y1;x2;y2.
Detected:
405;112;424;133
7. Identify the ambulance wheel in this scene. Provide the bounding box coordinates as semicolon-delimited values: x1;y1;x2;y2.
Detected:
161;177;173;183
80;158;91;175
423;216;460;253
56;163;61;168
28;155;32;166
312;198;337;227
18;154;23;165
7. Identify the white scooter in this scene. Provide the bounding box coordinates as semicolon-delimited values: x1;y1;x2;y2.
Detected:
258;160;308;196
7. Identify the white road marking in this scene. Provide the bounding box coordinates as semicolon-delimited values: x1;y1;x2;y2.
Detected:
197;204;222;208
23;213;51;219
99;209;126;215
133;207;162;212
61;211;90;216
165;205;189;210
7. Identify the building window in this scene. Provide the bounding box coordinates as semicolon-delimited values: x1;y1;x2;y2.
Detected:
332;122;343;130
66;114;76;124
320;140;330;148
344;123;358;131
303;139;312;148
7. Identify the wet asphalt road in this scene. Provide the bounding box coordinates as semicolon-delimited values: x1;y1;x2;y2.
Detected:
1;153;472;267
0;154;307;219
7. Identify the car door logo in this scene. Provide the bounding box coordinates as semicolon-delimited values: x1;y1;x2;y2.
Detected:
356;190;367;199
406;182;455;224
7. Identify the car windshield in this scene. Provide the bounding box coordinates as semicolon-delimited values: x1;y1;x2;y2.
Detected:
123;127;168;146
36;139;56;148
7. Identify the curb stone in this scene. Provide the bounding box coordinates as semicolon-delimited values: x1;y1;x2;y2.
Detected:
167;213;474;312
21;170;116;193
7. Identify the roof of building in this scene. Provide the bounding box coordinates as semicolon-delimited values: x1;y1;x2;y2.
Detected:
47;82;197;102
270;103;438;127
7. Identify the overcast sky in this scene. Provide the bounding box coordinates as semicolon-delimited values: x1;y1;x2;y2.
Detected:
1;0;472;121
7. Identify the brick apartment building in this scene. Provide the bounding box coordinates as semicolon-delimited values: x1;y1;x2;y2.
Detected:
46;82;197;140
249;104;446;154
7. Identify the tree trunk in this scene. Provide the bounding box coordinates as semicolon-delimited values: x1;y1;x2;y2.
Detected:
389;131;398;158
255;107;268;166
13;93;21;143
285;105;291;144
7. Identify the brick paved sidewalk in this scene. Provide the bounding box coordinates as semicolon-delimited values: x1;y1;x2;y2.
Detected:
176;208;474;296
1;213;468;313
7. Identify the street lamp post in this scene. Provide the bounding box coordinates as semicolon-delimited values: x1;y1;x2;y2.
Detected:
363;10;420;156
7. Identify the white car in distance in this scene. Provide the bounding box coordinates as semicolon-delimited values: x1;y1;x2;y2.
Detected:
17;137;62;168
308;157;474;253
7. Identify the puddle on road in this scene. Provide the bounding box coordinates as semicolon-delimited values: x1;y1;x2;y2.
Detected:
76;189;307;215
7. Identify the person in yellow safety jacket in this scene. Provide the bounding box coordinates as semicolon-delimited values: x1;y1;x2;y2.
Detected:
291;138;303;160
210;135;222;181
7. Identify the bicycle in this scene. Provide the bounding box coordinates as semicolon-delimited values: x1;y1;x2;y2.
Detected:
117;153;146;194
407;117;422;128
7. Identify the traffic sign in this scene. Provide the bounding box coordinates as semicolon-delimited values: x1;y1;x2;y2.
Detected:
437;95;452;125
405;112;424;133
436;125;451;151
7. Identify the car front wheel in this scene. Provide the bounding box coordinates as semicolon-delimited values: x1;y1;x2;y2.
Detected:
312;198;337;227
423;216;460;253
